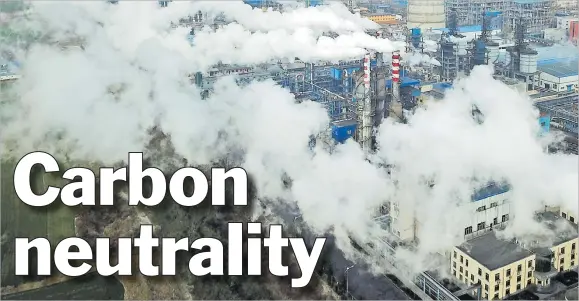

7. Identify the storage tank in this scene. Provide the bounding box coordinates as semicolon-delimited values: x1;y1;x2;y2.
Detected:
407;0;445;30
487;42;500;63
519;49;538;74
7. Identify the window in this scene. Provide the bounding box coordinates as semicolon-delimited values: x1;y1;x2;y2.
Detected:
506;279;511;287
502;214;509;222
495;274;500;281
561;247;565;254
517;264;522;272
560;258;564;264
484;284;488;291
571;254;575;260
466;259;469;267
460;267;463;273
527;271;532;278
506;289;510;295
490;202;498;208
477;222;486;230
453;262;457;268
563;212;567;218
485;273;489;281
494;284;499;291
465;226;473;235
516;284;521;290
477;205;486;212
571;261;574;266
460;255;464;263
471;275;475;282
506;269;511;277
572;243;576;250
517;275;521;282
571;216;575;223
454;251;457;258
493;217;498;225
528;260;533;268
478;268;482;276
494;294;499;300
460;275;463;281
527;279;532;286
453;269;456;276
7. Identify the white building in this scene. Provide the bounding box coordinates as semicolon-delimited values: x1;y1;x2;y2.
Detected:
461;184;512;241
556;16;579;31
535;59;579;93
389;183;513;242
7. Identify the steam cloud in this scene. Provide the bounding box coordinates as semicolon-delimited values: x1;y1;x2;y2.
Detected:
1;0;577;278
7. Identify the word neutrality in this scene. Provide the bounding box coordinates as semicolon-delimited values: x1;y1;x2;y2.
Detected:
16;223;327;288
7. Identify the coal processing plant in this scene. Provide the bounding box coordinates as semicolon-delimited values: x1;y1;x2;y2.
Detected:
1;0;578;300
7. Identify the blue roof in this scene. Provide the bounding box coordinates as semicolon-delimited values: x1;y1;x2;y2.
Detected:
386;77;420;88
537;58;578;78
472;183;510;202
434;25;483;33
432;82;452;91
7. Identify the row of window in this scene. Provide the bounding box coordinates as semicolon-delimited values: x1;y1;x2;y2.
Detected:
464;214;509;235
452;267;532;300
561;212;576;223
476;201;499;212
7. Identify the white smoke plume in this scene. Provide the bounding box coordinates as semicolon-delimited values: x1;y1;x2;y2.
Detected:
184;1;379;33
1;0;577;280
403;52;441;66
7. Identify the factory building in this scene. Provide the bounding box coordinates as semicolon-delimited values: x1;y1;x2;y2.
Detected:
451;210;578;300
367;14;399;25
536;58;578;93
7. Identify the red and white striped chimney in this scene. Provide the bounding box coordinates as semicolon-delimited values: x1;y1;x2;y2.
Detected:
392;50;400;83
363;53;371;89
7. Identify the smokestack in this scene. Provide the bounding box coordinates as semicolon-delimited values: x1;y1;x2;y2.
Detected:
392;50;400;83
359;52;372;152
390;50;403;122
363;53;371;90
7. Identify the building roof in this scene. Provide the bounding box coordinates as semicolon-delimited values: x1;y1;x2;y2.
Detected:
537;58;579;78
457;231;534;271
535;211;579;246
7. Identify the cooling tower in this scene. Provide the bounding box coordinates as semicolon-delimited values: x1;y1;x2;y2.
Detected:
407;0;445;30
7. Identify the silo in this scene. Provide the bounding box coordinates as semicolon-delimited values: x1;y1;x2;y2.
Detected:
487;42;500;63
519;49;538;74
407;0;445;30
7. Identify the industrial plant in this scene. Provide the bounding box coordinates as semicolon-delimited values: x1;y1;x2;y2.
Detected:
0;0;577;300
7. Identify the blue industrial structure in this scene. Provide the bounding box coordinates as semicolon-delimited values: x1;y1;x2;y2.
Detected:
534;94;578;135
331;120;357;142
539;114;551;133
410;28;422;49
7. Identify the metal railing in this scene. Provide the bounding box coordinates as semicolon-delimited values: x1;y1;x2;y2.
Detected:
376;238;460;301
